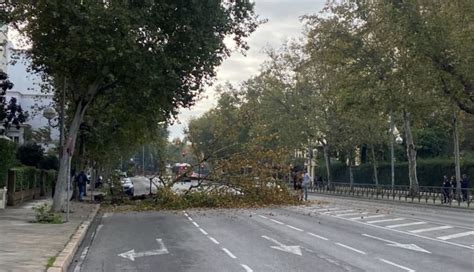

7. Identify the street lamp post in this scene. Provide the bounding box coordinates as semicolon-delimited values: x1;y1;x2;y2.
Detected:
389;113;403;191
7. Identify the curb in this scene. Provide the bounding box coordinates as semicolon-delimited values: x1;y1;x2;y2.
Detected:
47;204;100;272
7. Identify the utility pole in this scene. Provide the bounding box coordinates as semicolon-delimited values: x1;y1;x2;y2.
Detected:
390;111;395;191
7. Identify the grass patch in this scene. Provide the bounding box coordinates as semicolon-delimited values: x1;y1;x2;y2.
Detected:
33;203;63;224
46;256;56;268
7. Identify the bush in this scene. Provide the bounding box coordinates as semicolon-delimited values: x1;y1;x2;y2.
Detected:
32;203;63;224
0;138;16;188
16;143;44;167
12;167;39;191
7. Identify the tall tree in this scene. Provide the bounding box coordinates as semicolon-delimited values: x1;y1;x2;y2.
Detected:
2;0;260;211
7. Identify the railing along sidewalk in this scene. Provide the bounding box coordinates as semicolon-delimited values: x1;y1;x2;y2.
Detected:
309;182;472;208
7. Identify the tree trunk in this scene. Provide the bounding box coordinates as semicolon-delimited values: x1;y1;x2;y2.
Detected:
52;101;87;212
403;109;419;196
453;111;461;200
323;143;331;187
371;145;379;187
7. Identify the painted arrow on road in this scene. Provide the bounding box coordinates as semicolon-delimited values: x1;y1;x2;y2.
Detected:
118;239;169;261
262;235;302;256
362;234;431;254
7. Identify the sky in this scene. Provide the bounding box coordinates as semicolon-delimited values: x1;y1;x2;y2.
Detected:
167;0;327;140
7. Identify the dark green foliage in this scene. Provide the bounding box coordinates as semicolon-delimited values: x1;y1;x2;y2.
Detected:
16;143;44;167
39;155;59;171
317;159;474;187
0;138;16;187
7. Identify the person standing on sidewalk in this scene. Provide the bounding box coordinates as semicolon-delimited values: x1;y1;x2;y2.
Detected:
76;171;88;201
302;170;312;201
461;174;470;202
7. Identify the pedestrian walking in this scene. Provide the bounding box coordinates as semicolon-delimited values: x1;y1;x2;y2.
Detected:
461;174;470;202
302;170;312;201
442;175;451;204
76;170;88;201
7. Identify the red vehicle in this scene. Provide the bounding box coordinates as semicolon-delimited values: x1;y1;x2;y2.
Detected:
172;163;192;181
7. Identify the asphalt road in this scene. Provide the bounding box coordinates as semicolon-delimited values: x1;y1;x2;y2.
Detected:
70;178;474;272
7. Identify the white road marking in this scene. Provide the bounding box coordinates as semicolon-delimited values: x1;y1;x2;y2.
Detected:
241;264;253;272
437;231;474;241
199;228;208;235
187;217;193;222
329;210;354;214
332;215;474;250
118;239;169;261
183;211;188;216
261;235;302;256
314;207;340;212
73;246;89;272
286;225;303;232
192;221;200;228
270;219;284;225
350;214;385;220
379;258;415;272
367;218;405;224
258;215;268;219
208;236;220;245
362;234;431;254
335;243;366;255
386;222;427;229
102;213;112;218
307;232;329;241
409;226;453;233
222;248;237;259
337;212;368;217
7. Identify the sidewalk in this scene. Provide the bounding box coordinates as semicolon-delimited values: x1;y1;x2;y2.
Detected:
0;198;98;272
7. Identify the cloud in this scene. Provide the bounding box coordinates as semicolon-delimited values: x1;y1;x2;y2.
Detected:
169;0;327;140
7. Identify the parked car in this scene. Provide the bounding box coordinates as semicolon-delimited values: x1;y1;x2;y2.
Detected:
121;177;134;196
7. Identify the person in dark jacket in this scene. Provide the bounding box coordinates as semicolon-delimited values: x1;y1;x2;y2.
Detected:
461;174;470;202
76;171;88;201
442;175;451;204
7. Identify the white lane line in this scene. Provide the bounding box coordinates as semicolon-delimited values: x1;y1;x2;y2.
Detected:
386;222;427;229
367;218;405;224
270;219;284;225
314;207;340;212
437;231;474;241
96;224;103;236
187;217;193;222
199;228;208;235
222;248;237;259
286;225;303;232
208;236;220;245
307;232;329;241
350;214;385;220
379;258;415;272
337;212;368;217
102;213;112;218
183;211;189;216
410;226;453;233
192;222;200;228
330;210;355;214
258;215;268;219
241;264;253;272
335;242;366;255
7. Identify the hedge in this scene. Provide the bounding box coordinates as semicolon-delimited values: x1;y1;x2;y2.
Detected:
316;158;474;187
0;139;16;188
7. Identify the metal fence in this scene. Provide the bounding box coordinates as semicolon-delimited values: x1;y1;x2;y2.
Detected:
309;182;472;208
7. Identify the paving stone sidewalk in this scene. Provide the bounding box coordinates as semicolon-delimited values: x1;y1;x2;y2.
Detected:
0;198;98;272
